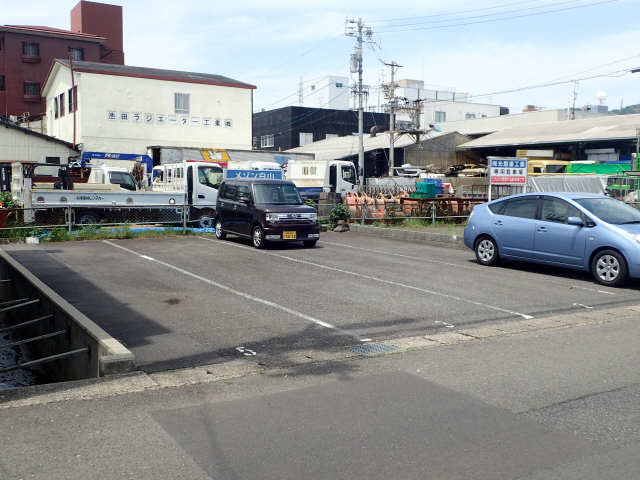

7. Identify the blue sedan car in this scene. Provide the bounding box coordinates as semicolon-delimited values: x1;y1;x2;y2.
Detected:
464;193;640;286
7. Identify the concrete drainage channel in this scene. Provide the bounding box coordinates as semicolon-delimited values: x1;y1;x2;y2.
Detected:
0;249;134;389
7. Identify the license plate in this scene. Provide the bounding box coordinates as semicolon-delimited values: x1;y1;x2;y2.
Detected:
283;231;297;240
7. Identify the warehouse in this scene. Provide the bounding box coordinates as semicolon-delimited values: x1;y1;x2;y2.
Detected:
42;59;256;154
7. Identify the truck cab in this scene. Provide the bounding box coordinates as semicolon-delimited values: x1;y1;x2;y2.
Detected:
152;161;223;225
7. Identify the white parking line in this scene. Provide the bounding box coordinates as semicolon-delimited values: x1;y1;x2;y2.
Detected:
321;239;616;296
102;240;366;341
198;236;534;320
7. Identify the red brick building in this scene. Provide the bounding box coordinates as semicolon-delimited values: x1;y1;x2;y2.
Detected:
0;1;124;120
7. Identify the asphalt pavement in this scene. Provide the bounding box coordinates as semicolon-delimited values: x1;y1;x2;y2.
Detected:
4;231;639;372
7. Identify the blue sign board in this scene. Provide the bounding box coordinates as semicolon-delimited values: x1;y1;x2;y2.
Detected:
224;169;283;180
490;159;526;169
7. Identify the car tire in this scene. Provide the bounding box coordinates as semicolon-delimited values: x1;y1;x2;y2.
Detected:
303;240;317;248
252;225;265;249
215;218;226;240
591;249;627;287
475;235;499;266
77;211;100;225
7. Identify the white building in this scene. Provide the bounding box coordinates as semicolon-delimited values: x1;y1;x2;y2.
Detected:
300;75;350;110
42;60;255;154
0;116;76;165
382;79;503;128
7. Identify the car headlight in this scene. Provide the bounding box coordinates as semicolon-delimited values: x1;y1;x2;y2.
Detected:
266;213;284;222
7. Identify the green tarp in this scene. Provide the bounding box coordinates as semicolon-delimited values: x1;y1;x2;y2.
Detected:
565;163;631;175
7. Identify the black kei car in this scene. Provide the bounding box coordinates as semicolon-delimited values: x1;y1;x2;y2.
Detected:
214;179;320;249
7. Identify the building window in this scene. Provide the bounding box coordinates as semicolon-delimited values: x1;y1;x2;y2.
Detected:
68;88;73;112
0;75;4;92
434;111;446;122
22;42;39;56
68;47;84;61
465;113;476;119
310;85;316;91
24;82;40;96
302;166;317;175
45;157;60;165
261;134;274;148
54;97;59;118
59;92;65;117
224;119;232;128
335;82;343;88
174;93;189;114
299;132;313;146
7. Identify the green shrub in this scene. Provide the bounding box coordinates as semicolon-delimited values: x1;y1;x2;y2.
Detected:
329;203;352;227
48;228;70;242
0;191;20;209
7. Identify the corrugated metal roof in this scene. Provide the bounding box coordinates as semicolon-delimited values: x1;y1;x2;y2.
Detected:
458;114;640;149
56;60;256;89
286;131;446;161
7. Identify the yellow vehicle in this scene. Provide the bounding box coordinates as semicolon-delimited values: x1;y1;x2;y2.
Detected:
527;159;570;175
516;150;569;175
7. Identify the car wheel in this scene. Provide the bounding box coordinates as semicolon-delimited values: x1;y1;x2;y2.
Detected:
199;215;214;229
252;225;265;249
77;211;100;225
475;236;499;266
591;250;627;287
215;218;226;240
303;240;317;248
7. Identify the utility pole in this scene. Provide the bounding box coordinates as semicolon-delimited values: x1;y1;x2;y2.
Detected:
570;80;579;120
346;17;372;194
635;128;640;171
382;60;402;177
298;76;304;106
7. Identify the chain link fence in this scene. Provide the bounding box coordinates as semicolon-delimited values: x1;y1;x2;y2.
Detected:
0;204;196;240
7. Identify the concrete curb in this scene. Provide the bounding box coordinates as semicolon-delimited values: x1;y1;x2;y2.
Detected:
3;303;637;409
348;224;465;249
0;249;135;378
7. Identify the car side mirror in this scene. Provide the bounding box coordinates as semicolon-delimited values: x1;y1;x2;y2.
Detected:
567;216;584;227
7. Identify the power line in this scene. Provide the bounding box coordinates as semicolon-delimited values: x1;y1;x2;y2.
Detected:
373;0;587;30
368;0;539;24
373;0;620;34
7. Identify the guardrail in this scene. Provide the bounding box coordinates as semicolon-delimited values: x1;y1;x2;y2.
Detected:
0;249;134;381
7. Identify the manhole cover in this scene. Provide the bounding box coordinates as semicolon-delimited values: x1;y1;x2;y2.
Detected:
348;343;399;356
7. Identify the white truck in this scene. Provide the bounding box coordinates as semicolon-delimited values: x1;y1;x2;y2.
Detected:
12;161;218;226
285;159;358;200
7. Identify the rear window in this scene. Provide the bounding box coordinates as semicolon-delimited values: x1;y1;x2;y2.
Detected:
503;197;538;219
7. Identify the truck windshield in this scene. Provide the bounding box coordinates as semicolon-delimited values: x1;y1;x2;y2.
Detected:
253;184;302;205
198;166;223;189
575;197;640;224
109;172;136;191
342;165;356;184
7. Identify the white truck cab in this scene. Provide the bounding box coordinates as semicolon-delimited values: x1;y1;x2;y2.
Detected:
286;159;357;199
152;161;223;225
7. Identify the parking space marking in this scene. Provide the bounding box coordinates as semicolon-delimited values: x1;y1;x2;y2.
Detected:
102;240;366;341
321;239;616;296
198;237;534;320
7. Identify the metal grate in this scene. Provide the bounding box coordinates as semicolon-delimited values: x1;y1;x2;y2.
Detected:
348;343;399;356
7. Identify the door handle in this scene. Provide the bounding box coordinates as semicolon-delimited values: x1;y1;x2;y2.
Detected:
197;194;205;199
494;220;503;226
220;202;225;207
233;205;238;210
537;226;547;232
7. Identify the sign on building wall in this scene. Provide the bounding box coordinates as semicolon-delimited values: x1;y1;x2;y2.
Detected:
105;111;232;128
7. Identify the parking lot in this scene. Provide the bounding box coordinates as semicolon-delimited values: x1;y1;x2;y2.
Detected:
5;232;639;372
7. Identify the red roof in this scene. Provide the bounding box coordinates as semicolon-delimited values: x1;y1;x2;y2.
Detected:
1;25;106;41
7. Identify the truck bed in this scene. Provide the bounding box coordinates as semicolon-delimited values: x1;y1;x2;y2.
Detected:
31;189;185;207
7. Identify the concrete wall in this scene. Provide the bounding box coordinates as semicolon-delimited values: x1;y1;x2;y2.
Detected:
46;68;254;154
0;250;134;381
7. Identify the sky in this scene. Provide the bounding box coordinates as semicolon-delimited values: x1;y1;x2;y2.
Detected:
4;0;640;114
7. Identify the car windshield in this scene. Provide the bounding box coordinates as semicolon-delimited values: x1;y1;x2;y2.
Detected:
253;184;302;205
575;197;640;224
